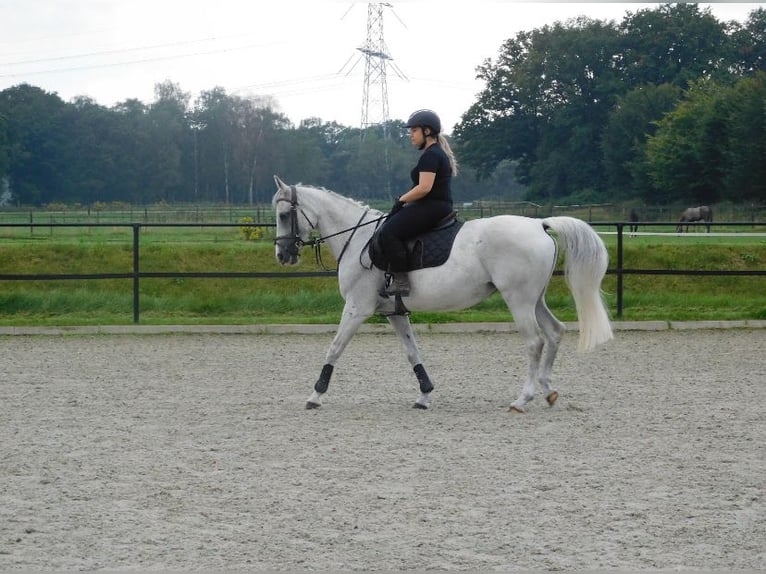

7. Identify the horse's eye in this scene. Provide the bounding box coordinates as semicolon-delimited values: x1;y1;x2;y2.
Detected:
278;213;289;222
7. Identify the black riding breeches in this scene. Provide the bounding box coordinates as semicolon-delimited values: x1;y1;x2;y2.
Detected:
378;200;453;272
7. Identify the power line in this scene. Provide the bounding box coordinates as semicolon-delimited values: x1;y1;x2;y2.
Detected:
0;40;284;79
0;33;257;68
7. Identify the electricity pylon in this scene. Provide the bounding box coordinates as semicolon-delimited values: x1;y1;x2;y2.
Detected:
340;3;407;135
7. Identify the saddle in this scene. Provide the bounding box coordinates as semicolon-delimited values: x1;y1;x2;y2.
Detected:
369;211;463;272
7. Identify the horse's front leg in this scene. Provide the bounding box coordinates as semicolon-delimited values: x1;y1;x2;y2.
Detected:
387;314;434;409
306;300;372;409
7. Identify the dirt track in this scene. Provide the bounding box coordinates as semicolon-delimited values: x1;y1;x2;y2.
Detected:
1;329;764;571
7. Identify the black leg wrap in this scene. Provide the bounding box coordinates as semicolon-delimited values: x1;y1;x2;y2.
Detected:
414;364;434;394
315;364;334;394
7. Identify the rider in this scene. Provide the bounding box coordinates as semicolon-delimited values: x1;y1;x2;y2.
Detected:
379;109;458;296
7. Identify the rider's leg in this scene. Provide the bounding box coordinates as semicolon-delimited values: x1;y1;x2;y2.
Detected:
385;272;411;297
378;202;453;296
378;213;411;296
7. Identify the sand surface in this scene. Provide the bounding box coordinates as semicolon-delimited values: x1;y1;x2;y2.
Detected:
1;329;764;571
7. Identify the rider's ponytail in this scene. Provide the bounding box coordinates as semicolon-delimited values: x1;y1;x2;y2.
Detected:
438;133;459;176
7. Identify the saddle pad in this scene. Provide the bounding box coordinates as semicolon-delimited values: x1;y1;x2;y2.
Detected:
407;220;464;271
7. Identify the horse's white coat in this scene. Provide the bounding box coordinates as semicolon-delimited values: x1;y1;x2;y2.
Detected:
273;177;613;410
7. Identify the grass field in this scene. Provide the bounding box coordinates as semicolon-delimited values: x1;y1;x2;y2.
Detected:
0;217;764;326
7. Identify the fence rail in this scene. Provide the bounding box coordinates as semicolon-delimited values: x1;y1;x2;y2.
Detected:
2;202;764;225
0;221;764;323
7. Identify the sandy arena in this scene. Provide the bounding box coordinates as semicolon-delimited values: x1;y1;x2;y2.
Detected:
1;328;764;571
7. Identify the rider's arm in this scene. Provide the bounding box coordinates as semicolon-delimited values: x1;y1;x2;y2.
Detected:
400;171;436;203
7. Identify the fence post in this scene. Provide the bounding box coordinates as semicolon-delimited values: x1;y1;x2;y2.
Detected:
133;224;140;323
616;223;624;318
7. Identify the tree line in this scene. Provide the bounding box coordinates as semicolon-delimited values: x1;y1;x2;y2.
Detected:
454;3;766;205
0;3;764;208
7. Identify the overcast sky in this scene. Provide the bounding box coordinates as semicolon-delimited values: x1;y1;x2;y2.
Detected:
0;2;760;131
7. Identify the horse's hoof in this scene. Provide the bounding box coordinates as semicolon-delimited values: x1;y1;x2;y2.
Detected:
508;405;525;414
546;390;559;407
306;401;321;410
413;402;428;410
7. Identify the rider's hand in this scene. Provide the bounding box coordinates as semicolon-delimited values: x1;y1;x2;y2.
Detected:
388;198;405;217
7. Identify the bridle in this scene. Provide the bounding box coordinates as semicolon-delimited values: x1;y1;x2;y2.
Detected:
274;185;386;271
274;185;318;260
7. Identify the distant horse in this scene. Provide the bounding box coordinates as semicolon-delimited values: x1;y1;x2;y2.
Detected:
677;205;713;233
628;208;639;238
272;176;613;413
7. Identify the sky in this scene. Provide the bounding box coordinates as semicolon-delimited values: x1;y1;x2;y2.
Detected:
0;2;761;132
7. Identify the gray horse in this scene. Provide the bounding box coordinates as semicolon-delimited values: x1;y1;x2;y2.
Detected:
677;205;713;233
272;176;613;412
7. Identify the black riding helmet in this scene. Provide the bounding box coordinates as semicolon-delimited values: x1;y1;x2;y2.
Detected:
405;109;441;136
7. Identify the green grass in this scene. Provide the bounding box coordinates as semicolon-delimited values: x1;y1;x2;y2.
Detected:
0;227;764;325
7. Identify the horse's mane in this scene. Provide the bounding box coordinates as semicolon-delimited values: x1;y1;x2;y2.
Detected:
298;184;379;213
273;179;382;215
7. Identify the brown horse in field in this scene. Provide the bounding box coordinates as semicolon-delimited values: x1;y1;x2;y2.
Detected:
677;205;713;233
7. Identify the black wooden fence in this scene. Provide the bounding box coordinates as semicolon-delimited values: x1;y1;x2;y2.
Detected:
0;221;763;322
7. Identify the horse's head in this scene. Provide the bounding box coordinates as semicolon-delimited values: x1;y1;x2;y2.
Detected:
272;176;315;265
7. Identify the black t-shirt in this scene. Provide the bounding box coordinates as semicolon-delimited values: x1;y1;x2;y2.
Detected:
410;143;453;204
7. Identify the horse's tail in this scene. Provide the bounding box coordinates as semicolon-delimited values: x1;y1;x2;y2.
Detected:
542;216;614;351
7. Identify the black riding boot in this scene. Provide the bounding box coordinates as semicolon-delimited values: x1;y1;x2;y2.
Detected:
384;272;410;297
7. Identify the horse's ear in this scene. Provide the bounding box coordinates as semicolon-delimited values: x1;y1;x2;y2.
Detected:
274;175;288;191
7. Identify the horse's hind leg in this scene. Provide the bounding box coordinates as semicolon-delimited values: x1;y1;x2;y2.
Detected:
535;297;565;407
387;314;433;409
500;294;545;413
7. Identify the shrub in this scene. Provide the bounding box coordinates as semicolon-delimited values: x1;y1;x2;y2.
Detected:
238;216;264;241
